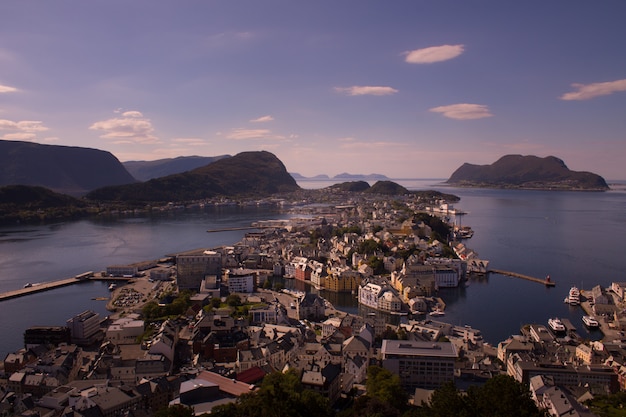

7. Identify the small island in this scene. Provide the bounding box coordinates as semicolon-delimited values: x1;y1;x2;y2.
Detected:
446;155;609;191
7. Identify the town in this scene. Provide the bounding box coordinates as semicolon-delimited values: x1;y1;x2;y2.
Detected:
2;189;626;417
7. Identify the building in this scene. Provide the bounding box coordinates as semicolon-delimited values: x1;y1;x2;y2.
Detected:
381;340;458;391
176;251;222;291
225;268;255;293
66;310;101;346
105;317;145;344
106;265;139;277
24;326;71;349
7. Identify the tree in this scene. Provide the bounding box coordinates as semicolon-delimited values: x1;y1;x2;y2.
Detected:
210;297;222;309
466;374;545;417
211;370;333;417
365;366;409;410
226;293;242;307
155;404;194;417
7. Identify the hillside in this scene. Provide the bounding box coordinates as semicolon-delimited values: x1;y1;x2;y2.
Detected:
328;180;460;202
123;155;230;181
0;185;91;223
446;155;609;190
0;140;136;196
86;151;300;203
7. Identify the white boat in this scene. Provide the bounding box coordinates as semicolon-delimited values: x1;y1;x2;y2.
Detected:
582;315;599;329
548;317;566;333
108;283;117;291
429;307;445;317
564;286;580;305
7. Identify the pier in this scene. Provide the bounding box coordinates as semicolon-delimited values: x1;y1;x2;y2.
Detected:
0;277;88;302
488;269;555;287
0;274;133;302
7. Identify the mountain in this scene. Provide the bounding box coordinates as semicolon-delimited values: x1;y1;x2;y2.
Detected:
123;155;230;181
0;185;90;223
86;151;300;203
446;155;609;190
328;180;460;201
333;173;389;181
0;140;136;196
291;173;388;181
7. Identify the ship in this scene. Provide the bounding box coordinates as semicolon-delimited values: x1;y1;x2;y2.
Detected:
108;283;117;291
548;317;566;333
564;286;580;305
582;315;600;329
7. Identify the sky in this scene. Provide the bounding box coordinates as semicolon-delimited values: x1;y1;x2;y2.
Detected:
0;1;625;180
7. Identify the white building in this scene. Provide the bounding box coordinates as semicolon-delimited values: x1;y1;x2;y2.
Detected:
106;316;145;344
67;310;101;346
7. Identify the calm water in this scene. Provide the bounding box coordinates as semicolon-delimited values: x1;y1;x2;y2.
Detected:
2;180;626;357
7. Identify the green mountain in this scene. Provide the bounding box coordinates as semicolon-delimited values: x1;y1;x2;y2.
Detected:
123;155;230;181
0;140;136;196
446;155;609;190
0;185;90;223
86;151;300;202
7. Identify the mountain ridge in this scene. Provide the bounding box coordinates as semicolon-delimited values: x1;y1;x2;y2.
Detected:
0;140;136;196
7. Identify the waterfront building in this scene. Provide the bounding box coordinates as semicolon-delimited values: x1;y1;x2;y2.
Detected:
149;268;171;281
381;340;458;390
176;251;222;291
66;310;101;346
105;317;145;345
325;268;361;293
106;265;139;277
358;279;403;313
225;268;255;293
24;326;71;350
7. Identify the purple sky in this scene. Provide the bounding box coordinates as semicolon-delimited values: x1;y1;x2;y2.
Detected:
1;1;625;179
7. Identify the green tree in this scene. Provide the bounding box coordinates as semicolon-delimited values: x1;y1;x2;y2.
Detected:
211;370;333;417
365;366;409;410
466;374;545;417
154;404;194;417
226;293;242;307
210;297;222;309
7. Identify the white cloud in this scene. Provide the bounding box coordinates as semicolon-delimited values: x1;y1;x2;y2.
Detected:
226;128;273;140
250;115;274;123
1;132;36;140
429;103;493;120
89;110;159;144
404;44;464;64
0;119;49;140
560;78;626;101
0;84;18;93
334;86;399;96
172;137;206;146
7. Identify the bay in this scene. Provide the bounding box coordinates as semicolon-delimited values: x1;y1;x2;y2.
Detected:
2;180;626;358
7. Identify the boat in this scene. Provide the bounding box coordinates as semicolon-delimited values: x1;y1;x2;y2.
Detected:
108;283;117;291
548;317;566;333
582;315;600;329
23;283;32;288
564;286;580;305
429;307;445;317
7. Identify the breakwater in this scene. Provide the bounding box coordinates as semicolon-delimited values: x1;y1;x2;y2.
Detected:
488;269;555;287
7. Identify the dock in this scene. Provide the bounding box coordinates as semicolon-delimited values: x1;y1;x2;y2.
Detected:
488;269;555;287
0;278;88;302
0;275;133;302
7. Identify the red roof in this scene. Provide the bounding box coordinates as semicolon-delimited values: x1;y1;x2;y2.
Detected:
236;366;266;384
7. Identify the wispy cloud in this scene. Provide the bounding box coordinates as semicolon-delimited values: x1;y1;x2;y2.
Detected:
172;137;207;146
334;86;399;96
0;84;18;93
404;44;464;64
226;128;273;140
250;115;274;123
0;119;49;140
560;78;626;101
89;110;159;144
429;103;493;120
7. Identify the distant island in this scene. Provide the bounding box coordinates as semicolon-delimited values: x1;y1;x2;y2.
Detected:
446;155;609;191
291;172;389;181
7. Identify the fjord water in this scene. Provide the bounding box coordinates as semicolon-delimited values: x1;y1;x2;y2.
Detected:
1;180;626;358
